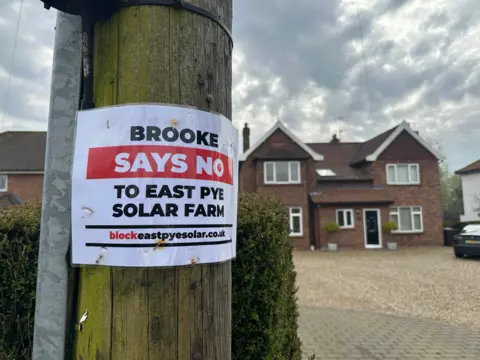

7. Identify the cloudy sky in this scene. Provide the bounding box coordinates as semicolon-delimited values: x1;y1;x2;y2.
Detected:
0;0;479;171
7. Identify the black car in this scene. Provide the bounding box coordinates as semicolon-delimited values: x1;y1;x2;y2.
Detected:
453;225;480;258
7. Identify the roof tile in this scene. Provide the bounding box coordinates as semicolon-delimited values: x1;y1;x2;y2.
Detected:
306;142;372;180
0;131;46;171
310;188;394;205
455;159;480;175
348;126;398;165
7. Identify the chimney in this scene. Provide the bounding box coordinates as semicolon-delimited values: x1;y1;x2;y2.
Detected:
242;123;250;152
330;134;340;144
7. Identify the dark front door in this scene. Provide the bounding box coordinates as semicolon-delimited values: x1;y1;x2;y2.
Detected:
364;210;381;248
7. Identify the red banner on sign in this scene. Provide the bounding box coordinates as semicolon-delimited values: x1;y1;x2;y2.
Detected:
86;145;233;185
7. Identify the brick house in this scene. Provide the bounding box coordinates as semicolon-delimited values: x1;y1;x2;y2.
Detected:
238;121;444;250
0;131;46;209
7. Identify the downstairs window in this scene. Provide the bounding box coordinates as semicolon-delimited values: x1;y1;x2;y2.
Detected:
389;206;423;233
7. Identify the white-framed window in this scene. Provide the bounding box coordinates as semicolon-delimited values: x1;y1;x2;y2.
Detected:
0;175;7;192
389;206;423;233
289;207;303;236
336;209;354;229
386;164;420;185
264;161;301;184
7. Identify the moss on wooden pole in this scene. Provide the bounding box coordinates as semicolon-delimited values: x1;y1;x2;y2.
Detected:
73;2;233;359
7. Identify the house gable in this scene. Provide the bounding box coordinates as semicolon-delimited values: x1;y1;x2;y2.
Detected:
376;129;438;161
253;128;311;159
365;121;443;162
350;121;444;166
239;121;323;161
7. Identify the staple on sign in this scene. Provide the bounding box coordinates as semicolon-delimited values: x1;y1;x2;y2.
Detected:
106;120;110;128
95;251;106;264
169;118;178;128
79;309;88;323
79;309;88;331
82;207;93;215
154;239;166;251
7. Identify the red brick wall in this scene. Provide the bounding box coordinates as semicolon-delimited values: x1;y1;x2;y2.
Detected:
254;159;313;249
238;129;316;250
316;206;391;249
239;160;256;193
369;130;443;246
5;174;44;201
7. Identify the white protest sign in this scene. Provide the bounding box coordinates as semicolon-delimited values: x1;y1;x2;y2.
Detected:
71;104;239;267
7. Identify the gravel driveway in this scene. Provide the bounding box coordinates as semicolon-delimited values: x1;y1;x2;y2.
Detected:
294;246;480;330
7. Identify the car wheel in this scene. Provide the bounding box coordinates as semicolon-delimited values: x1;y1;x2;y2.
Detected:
454;251;464;258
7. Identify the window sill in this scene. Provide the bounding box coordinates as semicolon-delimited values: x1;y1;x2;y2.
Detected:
264;182;302;186
290;233;304;237
392;231;424;235
386;183;421;186
339;227;355;230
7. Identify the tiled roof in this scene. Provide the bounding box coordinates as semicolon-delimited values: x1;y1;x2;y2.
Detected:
310;188;394;205
0;192;24;211
348;126;398;165
240;121;323;161
455;159;480;175
0;131;46;171
307;142;372;180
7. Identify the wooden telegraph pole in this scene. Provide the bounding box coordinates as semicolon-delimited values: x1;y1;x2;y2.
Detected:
40;1;233;359
74;2;233;360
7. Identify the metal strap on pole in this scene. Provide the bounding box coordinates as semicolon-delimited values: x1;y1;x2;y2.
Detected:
122;0;233;46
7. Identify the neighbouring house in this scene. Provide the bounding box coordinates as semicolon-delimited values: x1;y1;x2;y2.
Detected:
454;159;480;222
0;131;46;209
238;120;444;250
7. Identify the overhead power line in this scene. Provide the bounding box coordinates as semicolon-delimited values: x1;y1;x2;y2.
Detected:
2;0;25;130
355;1;372;116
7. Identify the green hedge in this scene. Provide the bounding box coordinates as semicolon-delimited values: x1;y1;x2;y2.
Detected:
233;193;302;360
0;195;302;360
0;201;41;360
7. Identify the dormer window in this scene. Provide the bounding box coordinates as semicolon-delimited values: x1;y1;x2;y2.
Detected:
264;161;300;184
386;164;420;185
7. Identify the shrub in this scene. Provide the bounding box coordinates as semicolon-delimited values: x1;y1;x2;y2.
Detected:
0;201;41;360
382;221;398;232
443;220;455;228
450;220;480;232
233;193;302;360
325;222;340;234
0;196;303;360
